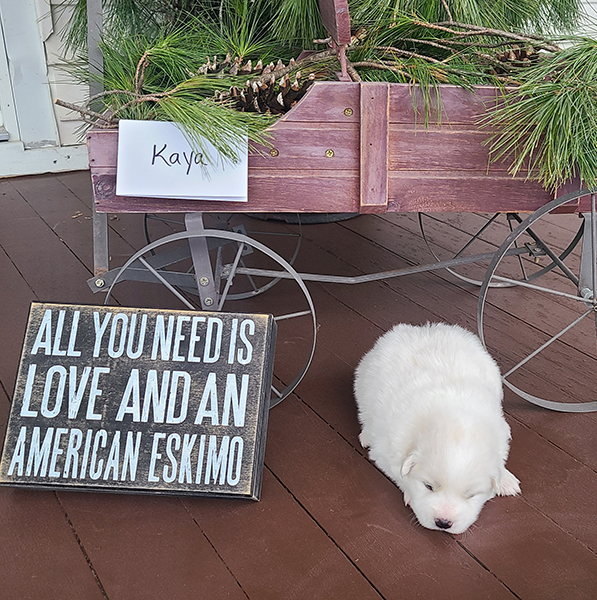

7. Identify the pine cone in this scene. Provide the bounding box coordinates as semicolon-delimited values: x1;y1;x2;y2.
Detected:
493;45;539;72
216;68;317;115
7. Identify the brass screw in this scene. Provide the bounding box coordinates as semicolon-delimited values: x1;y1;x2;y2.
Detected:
325;149;334;158
344;108;354;117
270;148;279;157
199;277;210;287
95;279;105;288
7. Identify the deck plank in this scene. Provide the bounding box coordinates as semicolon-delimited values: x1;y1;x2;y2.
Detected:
0;486;105;599
0;178;96;303
56;492;249;600
182;468;384;600
0;243;35;394
1;172;596;599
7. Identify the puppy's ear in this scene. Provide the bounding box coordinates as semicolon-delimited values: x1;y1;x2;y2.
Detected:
492;468;521;496
401;451;418;478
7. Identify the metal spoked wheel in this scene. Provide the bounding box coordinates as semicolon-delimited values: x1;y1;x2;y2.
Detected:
478;189;597;412
142;212;303;302
419;211;584;287
105;228;316;408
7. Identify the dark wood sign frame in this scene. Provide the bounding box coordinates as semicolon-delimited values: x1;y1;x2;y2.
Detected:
0;303;276;500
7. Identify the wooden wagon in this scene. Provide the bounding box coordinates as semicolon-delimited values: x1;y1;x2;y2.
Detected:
86;0;597;413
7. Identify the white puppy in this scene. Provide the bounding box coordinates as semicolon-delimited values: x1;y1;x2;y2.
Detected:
354;322;520;534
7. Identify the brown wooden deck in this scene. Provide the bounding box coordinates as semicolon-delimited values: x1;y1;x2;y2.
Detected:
1;170;596;599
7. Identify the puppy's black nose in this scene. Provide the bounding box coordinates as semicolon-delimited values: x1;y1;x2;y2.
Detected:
435;518;453;530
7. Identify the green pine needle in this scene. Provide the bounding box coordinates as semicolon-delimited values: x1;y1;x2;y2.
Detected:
57;0;594;184
483;39;597;189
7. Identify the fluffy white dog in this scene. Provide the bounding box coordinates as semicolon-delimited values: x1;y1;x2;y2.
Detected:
354;322;520;534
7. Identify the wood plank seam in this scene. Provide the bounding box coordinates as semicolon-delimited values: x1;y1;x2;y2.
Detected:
54;492;110;598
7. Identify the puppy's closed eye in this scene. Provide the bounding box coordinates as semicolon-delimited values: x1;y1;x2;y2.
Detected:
424;482;435;492
464;486;491;500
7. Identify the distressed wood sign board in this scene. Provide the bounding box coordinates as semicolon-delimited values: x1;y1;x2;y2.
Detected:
0;303;276;500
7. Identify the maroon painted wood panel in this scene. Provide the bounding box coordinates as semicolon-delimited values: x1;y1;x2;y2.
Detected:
359;82;389;213
88;82;575;215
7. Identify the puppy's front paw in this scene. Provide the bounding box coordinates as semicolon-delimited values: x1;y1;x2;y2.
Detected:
359;431;370;449
494;468;521;496
403;490;411;507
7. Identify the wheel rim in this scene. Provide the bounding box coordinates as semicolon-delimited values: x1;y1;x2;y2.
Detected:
105;228;317;408
477;189;597;412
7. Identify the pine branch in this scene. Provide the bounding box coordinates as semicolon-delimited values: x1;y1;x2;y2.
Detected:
88;90;138;103
400;37;455;53
135;51;151;93
394;39;533;74
350;61;410;77
375;46;444;64
414;20;560;52
54;98;117;127
440;0;454;23
345;59;363;82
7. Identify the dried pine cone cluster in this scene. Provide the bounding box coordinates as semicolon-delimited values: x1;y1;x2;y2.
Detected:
219;71;316;114
492;45;540;73
195;54;318;114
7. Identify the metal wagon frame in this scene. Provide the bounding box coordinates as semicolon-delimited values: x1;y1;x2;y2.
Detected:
84;0;597;413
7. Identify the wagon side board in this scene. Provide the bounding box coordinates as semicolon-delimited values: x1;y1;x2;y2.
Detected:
88;82;582;215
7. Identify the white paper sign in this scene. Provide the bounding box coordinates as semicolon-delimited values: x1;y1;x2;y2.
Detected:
116;120;248;201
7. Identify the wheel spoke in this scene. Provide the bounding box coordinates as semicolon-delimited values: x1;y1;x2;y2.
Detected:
217;241;245;311
523;224;579;286
240;256;260;293
137;256;196;310
489;274;590;303
502;308;593;379
453;213;500;258
514;240;529;281
274;310;313;322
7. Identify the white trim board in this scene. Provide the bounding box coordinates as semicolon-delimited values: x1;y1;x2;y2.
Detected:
0;142;88;177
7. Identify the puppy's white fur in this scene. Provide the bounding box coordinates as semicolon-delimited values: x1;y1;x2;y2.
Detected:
354;323;520;534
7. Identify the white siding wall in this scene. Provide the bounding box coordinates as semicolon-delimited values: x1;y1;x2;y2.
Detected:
0;0;87;176
42;0;89;147
580;1;597;36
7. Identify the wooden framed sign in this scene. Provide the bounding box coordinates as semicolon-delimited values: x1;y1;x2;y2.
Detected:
0;303;276;500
